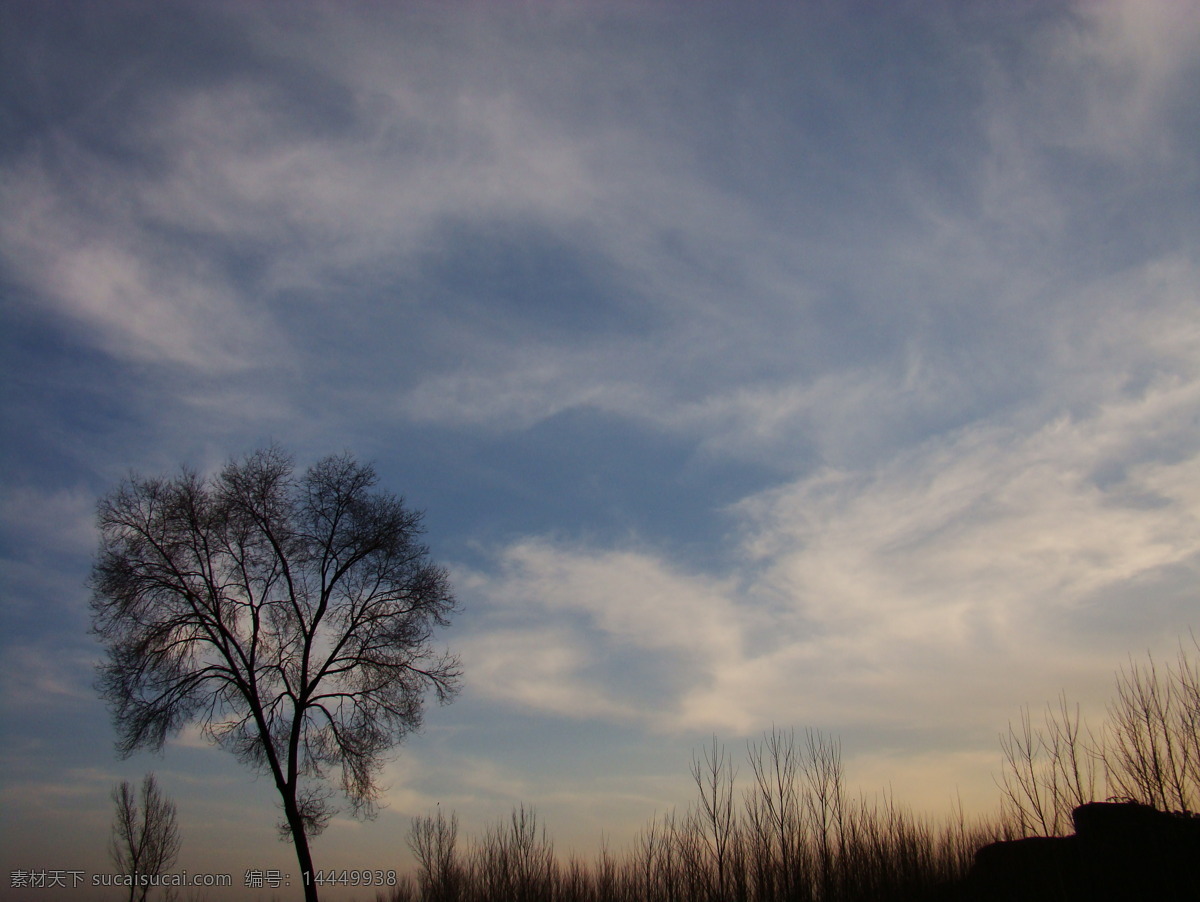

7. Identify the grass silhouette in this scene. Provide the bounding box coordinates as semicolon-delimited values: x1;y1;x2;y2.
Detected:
379;728;1004;902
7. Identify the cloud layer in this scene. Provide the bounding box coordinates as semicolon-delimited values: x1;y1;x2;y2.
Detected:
3;0;1200;884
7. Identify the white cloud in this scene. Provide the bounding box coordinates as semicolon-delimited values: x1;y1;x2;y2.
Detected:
134;82;602;285
490;540;746;657
458;541;754;728
459;323;1200;741
1051;0;1200;165
387;0;1200;473
2;9;616;378
458;625;638;721
0;155;285;373
972;0;1200;244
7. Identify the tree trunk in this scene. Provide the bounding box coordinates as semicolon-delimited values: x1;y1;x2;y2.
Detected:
283;792;320;902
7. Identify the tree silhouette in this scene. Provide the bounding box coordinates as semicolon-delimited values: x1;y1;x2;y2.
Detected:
998;636;1200;835
110;773;180;902
90;446;460;902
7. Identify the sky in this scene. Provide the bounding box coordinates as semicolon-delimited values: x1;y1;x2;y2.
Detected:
2;0;1199;898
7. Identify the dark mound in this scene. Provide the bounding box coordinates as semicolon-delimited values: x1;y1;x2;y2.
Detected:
933;801;1200;901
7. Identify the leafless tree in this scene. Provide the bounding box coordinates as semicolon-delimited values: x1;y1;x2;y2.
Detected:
409;806;463;902
801;727;845;899
1107;644;1200;813
90;446;461;902
998;634;1200;833
744;726;803;900
110;773;181;902
690;736;739;902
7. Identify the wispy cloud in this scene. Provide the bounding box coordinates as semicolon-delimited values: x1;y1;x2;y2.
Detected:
458;541;749;725
3;0;1199;875
456;248;1200;739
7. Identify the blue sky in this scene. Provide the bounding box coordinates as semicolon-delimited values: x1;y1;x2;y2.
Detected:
2;0;1200;898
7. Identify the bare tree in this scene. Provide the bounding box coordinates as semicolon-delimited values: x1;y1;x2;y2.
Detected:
998;635;1200;833
998;703;1071;836
110;773;181;902
409;806;463;902
90;446;461;902
801;728;844;899
690;736;739;902
1107;644;1200;813
744;726;803;901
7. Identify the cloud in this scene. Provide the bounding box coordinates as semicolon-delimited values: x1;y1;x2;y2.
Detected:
728;345;1200;725
4;1;1200;862
0;152;287;373
0;643;97;711
388;0;1200;479
458;625;637;721
458;305;1200;737
487;541;746;656
736;382;1200;628
436;184;1200;743
458;540;753;727
970;0;1200;251
398;345;651;431
0;766;118;824
0;484;96;558
1046;0;1200;165
2;4;614;379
